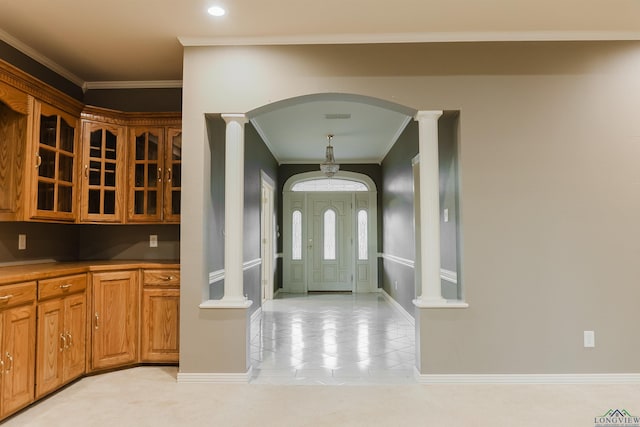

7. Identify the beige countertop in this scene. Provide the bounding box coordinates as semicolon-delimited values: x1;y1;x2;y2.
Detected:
0;260;180;286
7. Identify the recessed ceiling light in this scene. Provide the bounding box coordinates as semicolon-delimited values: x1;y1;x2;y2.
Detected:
208;6;226;17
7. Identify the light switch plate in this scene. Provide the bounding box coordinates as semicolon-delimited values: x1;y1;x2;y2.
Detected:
584;330;595;348
444;209;449;222
149;234;158;248
18;234;26;250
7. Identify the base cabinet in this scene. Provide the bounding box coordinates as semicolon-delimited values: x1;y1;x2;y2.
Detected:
0;282;36;419
35;279;86;398
141;269;180;362
91;271;139;370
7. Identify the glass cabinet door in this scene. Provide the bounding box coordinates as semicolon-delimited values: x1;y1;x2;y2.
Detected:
164;128;181;222
81;122;125;222
34;103;77;220
129;128;164;222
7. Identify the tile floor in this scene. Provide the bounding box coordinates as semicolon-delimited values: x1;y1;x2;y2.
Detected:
250;292;416;385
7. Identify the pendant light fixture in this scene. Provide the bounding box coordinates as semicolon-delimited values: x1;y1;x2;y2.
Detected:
320;134;340;178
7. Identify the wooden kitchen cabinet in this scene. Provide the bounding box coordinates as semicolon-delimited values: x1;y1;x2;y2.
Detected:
91;270;138;370
0;281;36;419
29;100;80;221
128;126;182;223
79;120;126;222
141;269;180;363
35;274;86;398
0;81;29;222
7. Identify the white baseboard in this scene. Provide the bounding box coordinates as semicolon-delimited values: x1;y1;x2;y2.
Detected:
250;307;262;324
414;369;640;384
380;289;415;327
177;366;253;384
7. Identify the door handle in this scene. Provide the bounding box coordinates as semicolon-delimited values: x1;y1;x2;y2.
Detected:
60;333;67;352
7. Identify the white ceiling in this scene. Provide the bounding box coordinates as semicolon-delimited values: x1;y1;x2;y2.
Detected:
251;97;413;164
1;0;638;164
1;0;640;85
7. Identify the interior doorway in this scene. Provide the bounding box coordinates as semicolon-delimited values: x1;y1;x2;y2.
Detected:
282;171;377;293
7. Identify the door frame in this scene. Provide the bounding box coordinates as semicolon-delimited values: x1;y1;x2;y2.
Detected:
282;171;378;293
260;172;276;302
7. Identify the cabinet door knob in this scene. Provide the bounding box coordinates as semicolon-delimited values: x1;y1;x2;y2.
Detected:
60;333;67;352
158;168;163;182
166;168;172;182
84;165;89;178
95;312;99;330
35;154;42;168
66;332;73;348
164;276;174;281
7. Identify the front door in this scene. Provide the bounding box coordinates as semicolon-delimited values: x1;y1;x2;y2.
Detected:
307;193;353;291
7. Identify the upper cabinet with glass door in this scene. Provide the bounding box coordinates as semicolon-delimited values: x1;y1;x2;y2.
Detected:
79;121;126;222
128;126;181;223
30;101;79;221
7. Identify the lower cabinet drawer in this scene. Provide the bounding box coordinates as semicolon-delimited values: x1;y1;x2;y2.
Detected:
38;274;87;300
0;281;36;309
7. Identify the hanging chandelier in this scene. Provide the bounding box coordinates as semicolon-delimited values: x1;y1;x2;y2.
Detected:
320;134;340;178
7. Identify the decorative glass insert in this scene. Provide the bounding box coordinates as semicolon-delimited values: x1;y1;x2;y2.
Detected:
324;209;336;260
292;210;302;260
292;178;367;192
358;210;368;260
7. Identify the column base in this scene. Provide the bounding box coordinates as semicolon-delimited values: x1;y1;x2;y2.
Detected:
199;299;254;309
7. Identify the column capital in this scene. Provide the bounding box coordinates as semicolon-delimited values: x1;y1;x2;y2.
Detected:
221;113;248;125
414;110;443;122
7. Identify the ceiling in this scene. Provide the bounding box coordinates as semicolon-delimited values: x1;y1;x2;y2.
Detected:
1;0;639;164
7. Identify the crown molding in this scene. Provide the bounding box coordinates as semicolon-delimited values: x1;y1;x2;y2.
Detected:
84;80;183;90
0;28;85;89
179;31;640;47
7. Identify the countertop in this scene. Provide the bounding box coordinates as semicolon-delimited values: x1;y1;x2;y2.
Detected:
0;260;180;286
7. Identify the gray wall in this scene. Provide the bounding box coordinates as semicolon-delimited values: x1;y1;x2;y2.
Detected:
206;117;278;312
381;121;418;313
83;88;182;112
0;222;179;264
380;112;462;312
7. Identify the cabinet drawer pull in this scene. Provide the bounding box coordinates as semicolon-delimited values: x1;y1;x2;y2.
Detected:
60;333;67;352
59;284;72;290
95;312;99;329
5;352;13;372
35;154;42;168
0;295;13;301
164;276;175;281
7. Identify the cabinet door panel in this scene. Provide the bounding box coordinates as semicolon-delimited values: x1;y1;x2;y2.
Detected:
35;299;64;398
141;289;179;362
91;271;138;370
128;128;164;222
80;122;125;222
2;305;35;417
63;294;86;382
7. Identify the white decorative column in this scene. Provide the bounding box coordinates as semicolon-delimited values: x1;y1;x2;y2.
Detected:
221;113;249;305
413;110;447;307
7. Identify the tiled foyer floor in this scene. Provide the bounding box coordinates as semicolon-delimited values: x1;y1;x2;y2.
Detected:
250;292;416;385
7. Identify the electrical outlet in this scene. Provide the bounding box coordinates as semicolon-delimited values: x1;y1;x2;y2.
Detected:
149;234;158;248
584;330;595;348
18;234;26;250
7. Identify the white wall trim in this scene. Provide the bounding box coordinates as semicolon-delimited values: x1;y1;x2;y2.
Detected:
250;306;262;324
440;269;458;284
414;370;640;384
379;289;415;327
84;80;183;90
379;253;415;269
177;367;253;384
0;28;85;89
179;31;640;48
379;254;458;285
209;258;263;284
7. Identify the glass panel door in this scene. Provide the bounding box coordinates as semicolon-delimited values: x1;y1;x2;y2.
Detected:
129;128;164;221
164;129;181;222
